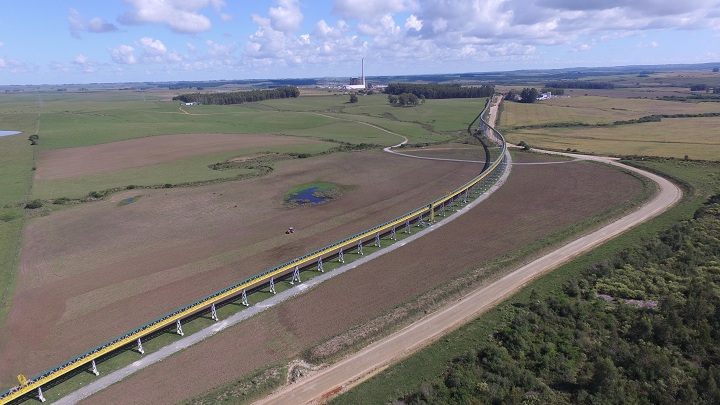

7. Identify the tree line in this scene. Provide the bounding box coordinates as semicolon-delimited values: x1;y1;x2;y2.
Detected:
384;83;494;99
545;80;615;89
400;193;720;405
172;86;300;105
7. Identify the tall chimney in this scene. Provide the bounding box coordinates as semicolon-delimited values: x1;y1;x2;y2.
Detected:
361;58;365;88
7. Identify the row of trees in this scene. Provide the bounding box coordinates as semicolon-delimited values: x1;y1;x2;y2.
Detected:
545;80;615;89
388;93;425;106
172;86;300;105
690;84;720;93
400;193;720;404
384;83;494;99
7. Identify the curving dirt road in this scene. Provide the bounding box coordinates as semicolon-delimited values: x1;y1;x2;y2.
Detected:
254;100;682;405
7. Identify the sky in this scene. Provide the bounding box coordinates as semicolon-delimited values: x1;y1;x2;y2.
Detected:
0;0;719;85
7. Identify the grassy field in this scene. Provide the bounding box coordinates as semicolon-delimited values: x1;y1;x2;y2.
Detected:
31;142;338;200
0;102;38;333
507;117;720;160
498;95;720;160
332;158;720;405
500;96;720;128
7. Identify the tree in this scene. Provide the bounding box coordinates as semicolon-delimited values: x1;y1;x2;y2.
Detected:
28;134;39;145
520;88;539;103
713;67;719;73
349;93;358;103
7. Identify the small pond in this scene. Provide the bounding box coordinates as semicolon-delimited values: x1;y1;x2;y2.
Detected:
288;186;329;205
285;185;342;206
0;130;21;137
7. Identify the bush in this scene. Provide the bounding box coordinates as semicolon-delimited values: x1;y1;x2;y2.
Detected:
88;191;103;199
25;199;43;209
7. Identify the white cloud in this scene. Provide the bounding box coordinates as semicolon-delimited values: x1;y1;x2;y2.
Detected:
332;0;416;19
269;0;304;32
72;55;98;73
205;40;237;58
572;43;593;52
636;41;659;48
119;0;228;33
0;58;34;73
68;8;117;39
405;15;422;31
110;44;137;64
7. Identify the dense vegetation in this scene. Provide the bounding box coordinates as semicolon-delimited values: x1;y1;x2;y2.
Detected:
172;86;300;105
505;88;539;103
399;194;720;405
545;80;615;89
384;83;494;99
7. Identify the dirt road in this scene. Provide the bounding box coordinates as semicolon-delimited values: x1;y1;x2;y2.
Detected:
254;100;682;405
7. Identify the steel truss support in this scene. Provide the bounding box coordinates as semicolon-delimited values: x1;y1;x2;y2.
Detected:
418;214;426;228
374;233;381;247
317;256;324;272
391;226;397;240
38;387;46;403
405;219;411;234
176;319;184;336
357;240;363;255
211;303;218;321
338;248;345;263
290;265;301;284
91;360;99;376
241;289;249;307
137;338;145;354
269;276;276;294
440;201;446;217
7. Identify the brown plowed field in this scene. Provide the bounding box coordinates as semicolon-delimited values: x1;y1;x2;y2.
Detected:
76;153;645;405
34;133;323;180
0;148;486;388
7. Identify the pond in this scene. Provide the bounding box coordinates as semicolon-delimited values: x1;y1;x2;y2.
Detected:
286;186;334;205
0;130;21;137
290;187;328;205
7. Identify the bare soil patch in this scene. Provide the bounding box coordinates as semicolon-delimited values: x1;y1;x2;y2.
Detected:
34;133;322;180
0;149;484;388
76;153;645;405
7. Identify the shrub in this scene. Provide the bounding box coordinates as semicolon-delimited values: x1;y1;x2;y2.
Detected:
25;199;43;209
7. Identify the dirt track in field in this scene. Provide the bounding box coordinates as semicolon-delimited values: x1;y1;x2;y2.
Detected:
75;152;644;405
34;133;322;180
0;148;486;388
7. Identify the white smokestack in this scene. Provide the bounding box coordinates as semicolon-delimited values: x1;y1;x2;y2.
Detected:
362;58;365;88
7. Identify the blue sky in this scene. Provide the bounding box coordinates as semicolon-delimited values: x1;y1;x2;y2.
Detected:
0;0;719;85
